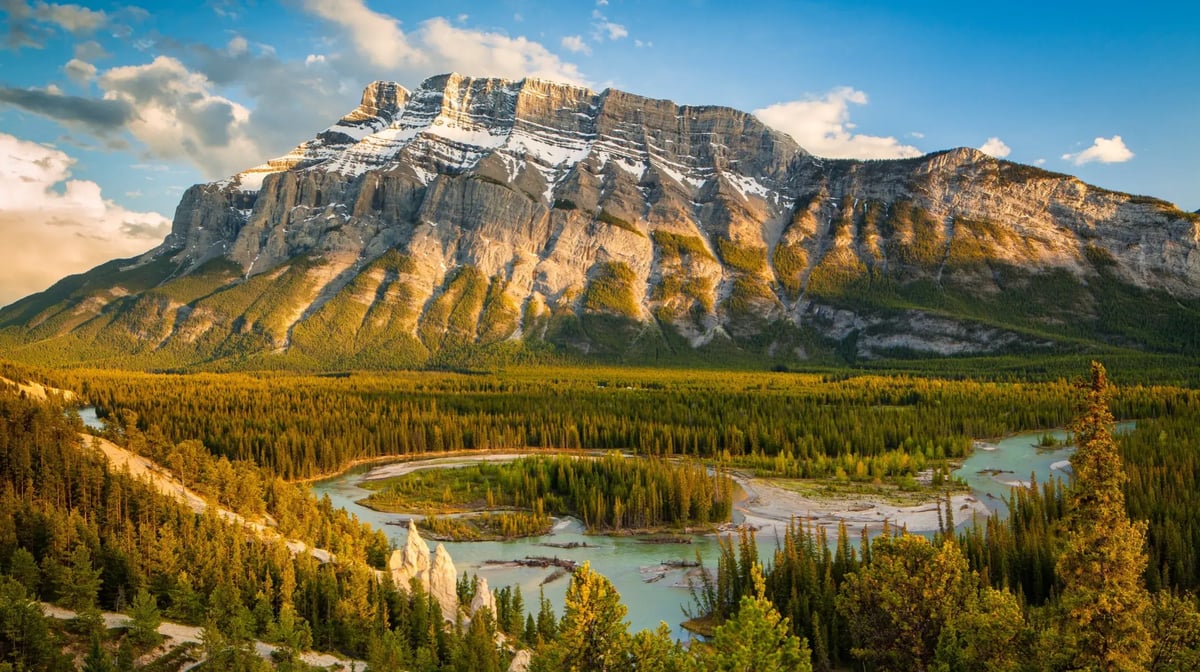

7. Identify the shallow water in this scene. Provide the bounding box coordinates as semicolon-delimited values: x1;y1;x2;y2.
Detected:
953;422;1135;516
78;406;103;430
312;464;727;638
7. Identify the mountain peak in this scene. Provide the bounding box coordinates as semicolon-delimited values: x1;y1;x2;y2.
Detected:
5;73;1198;370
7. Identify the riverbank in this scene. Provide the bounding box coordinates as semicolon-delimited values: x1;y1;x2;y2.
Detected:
731;472;990;537
339;450;987;540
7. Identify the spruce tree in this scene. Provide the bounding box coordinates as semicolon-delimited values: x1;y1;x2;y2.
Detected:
547;562;630;672
1055;362;1151;671
698;564;812;672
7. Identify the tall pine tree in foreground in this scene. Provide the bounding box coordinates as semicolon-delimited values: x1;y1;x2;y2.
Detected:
1055;362;1151;671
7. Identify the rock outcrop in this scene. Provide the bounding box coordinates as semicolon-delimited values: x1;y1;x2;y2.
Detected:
428;543;460;622
3;72;1198;365
388;520;460;621
469;576;498;618
388;518;432;589
507;649;532;672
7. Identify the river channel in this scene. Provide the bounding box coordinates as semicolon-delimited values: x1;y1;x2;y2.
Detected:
310;423;1133;638
74;407;1127;638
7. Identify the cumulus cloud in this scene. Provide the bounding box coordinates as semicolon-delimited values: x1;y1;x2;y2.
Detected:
1061;135;1134;165
596;21;627;40
0;85;133;133
561;34;591;55
418;18;587;84
12;3;594;185
98;55;269;178
979;137;1011;158
63;57;96;84
754;87;922;160
2;0;107;49
297;0;425;68
0;132;169;306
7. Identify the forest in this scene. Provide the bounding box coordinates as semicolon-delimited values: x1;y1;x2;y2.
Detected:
1;358;1199;670
359;453;734;533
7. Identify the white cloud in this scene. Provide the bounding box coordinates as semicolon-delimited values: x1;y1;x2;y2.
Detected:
98;55;269;178
754;87;922;160
596;0;608;5
227;35;248;56
305;53;326;65
1061;135;1134;165
1035;158;1046;166
597;21;627;40
979;136;1011;158
561;34;591;55
63;57;96;84
0;132;169;306
909;131;925;139
297;0;426;68
418;18;587;84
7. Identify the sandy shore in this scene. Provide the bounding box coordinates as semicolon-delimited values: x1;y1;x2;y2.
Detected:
731;474;990;537
355;451;991;537
360;453;541;481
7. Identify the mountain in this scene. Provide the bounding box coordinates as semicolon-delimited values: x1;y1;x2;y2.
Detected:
2;73;1198;370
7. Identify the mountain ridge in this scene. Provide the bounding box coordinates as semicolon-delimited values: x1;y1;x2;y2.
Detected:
2;73;1198;370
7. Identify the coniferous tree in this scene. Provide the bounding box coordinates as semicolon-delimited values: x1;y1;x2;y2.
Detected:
540;562;630;672
1055;362;1151;671
127;588;162;649
697;564;812;672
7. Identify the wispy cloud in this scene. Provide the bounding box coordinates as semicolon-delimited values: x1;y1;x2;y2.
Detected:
561;34;591;55
1062;135;1134;165
979;137;1011;158
754;87;922;160
590;8;628;42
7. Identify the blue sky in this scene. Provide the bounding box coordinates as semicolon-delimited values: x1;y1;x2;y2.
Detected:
0;0;1197;304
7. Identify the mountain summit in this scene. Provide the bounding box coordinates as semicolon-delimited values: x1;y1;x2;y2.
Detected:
2;74;1198;369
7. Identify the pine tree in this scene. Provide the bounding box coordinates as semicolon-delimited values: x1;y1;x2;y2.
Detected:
82;634;114;672
696;564;812;672
1055;362;1151;671
127;587;163;649
547;562;630;672
60;544;102;611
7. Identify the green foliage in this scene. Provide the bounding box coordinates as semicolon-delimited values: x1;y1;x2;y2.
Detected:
596;209;643;236
724;276;776;316
696;565;812;672
772;242;808;299
477;278;521;345
553;562;630;672
584;262;641;318
362;453;733;532
1054;362;1152;670
716;238;767;274
651;231;714;261
418;511;552;541
128;588;163;649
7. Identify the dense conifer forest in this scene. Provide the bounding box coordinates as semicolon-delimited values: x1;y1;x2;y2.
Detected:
2;359;1200;669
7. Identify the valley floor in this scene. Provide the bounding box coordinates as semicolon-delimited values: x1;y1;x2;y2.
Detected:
351;451;984;536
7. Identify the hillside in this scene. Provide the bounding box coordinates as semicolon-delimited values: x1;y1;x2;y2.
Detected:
1;73;1197;370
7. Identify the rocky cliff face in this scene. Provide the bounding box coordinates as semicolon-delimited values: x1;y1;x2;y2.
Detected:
387;519;464;622
3;73;1198;366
